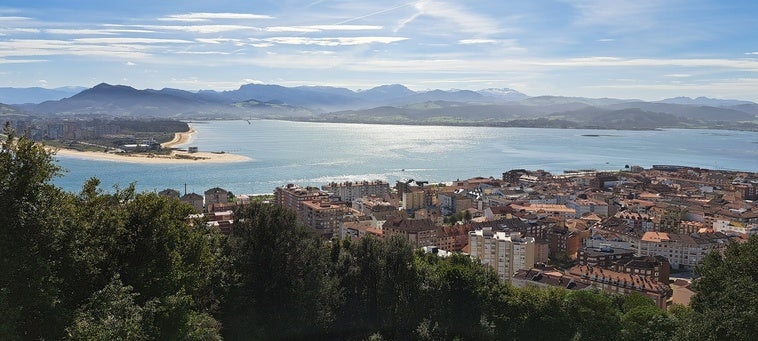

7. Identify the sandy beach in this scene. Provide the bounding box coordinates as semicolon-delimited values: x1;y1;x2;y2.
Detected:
160;127;197;148
51;126;251;164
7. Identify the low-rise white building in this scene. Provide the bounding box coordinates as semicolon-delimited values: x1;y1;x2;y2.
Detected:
639;231;729;270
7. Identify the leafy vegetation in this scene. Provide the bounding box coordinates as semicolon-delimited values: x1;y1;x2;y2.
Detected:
1;125;755;340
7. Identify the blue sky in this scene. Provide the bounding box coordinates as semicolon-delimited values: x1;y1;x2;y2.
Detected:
1;0;757;101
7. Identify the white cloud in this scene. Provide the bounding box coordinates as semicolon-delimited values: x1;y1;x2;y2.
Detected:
264;25;382;33
338;3;416;25
745;52;758;55
143;24;260;34
126;61;136;66
299;50;336;55
665;74;691;78
597;38;615;42
395;0;501;35
196;38;244;45
562;0;660;24
0;39;154;60
159;12;274;22
0;16;30;21
254;36;408;46
540;57;758;70
46;29;117;35
101;29;157;34
174;51;233;55
0;57;46;64
0;28;40;34
458;39;497;45
73;37;193;44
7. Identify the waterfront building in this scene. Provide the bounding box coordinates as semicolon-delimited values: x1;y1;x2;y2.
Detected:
158;188;180;199
302;199;347;238
180;192;204;213
204;187;229;209
322;180;390;203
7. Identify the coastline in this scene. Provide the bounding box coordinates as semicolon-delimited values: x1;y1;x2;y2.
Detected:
51;125;251;164
160;126;197;148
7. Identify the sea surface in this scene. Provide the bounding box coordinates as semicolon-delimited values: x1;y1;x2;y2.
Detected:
53;120;758;195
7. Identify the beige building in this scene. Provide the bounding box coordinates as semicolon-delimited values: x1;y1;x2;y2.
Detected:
204;187;229;209
383;218;440;247
275;184;344;236
180;193;204;213
402;190;426;211
302;200;346;238
322;180;390;202
469;228;535;281
639;231;729;270
510;203;576;219
566;198;609;218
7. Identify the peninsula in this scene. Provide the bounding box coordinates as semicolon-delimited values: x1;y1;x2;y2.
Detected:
50;125;250;164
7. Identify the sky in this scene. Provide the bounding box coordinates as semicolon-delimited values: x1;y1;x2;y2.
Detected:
0;0;757;101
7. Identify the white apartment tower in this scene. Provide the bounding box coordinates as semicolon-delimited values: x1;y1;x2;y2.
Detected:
469;228;535;281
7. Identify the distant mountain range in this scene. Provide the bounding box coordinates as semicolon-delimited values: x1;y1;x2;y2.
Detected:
0;86;86;104
2;83;757;131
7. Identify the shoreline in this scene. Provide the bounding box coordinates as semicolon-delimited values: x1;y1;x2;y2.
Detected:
51;125;251;164
53;148;251;164
161;126;197;148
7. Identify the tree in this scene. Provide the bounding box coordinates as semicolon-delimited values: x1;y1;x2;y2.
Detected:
0;124;75;339
70;182;225;340
562;290;622;340
325;235;425;340
0;125;224;339
66;275;147;340
421;253;500;340
378;236;423;339
328;236;385;338
689;236;758;340
485;285;573;340
221;202;334;339
619;293;674;341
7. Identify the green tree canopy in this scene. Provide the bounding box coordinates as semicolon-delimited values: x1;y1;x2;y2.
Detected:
689;236;758;340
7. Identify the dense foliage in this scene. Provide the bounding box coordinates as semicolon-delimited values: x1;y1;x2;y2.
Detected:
1;126;755;340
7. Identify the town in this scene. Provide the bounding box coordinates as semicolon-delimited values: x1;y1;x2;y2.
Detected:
159;165;757;308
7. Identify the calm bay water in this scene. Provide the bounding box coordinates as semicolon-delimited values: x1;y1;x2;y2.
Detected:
53;120;758;195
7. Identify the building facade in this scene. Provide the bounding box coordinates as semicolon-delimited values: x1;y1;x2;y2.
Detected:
469;228;535;281
322;180;390;203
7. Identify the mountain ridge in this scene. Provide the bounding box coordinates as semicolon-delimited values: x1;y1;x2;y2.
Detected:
3;82;757;131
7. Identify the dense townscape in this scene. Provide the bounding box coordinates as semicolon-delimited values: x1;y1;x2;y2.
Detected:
3;1;758;339
3;128;757;340
175;165;757;307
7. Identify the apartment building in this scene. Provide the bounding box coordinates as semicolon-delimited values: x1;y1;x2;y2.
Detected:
469;228;535;281
302;199;346;238
638;231;729;270
322;180;390;203
275;184;345;236
204;187;229;208
382;218;440;247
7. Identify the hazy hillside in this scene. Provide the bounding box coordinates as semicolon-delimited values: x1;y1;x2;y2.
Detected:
0;86;85;104
656;96;755;107
603;102;754;122
5;82;757;130
29;83;214;117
